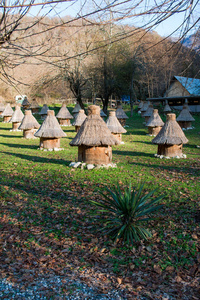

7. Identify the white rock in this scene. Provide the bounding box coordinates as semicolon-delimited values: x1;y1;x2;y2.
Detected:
81;163;86;169
175;156;180;159
154;153;158;157
69;162;76;167
165;156;170;159
48;148;53;151
73;162;82;168
87;164;95;170
160;155;163;159
120;141;125;144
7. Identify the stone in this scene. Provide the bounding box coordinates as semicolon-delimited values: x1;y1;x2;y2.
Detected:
87;164;95;170
73;162;82;168
69;162;76;167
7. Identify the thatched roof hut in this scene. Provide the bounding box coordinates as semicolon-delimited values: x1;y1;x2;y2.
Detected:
56;103;73;126
176;104;195;129
143;103;154;123
72;103;81;117
19;110;40;138
140;101;149;117
146;109;164;136
115;105;128;126
100;109;107;119
22;97;30;110
138;100;143;110
35;110;66;149
9;106;24;131
1;103;13;122
70;105;120;164
163;100;171;114
152;113;188;158
30;99;40;113
0;102;5;115
73;109;87;132
39;104;49;119
106;111;127;143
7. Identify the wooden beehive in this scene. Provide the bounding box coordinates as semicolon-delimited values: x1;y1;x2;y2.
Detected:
19;109;40;139
106;111;127;143
56;103;73;126
146;109;164;136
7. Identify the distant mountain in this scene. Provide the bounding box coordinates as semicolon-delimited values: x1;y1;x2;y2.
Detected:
182;30;200;50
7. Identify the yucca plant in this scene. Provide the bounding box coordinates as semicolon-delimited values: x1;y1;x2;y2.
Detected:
91;182;164;244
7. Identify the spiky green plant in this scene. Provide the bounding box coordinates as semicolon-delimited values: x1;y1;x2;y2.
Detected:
91;182;164;244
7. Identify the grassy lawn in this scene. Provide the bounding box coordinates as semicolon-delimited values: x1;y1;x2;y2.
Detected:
0;106;199;299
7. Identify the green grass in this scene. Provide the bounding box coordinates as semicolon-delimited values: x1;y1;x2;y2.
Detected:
0;105;199;289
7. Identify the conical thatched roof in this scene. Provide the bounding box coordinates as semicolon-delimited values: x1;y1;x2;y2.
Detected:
2;103;13;117
115;105;128;119
143;104;154;117
152;113;188;145
106;111;127;134
70;105;120;146
19;110;40;130
39;104;49;115
56;103;73;119
163;100;171;113
30;99;40;109
73;109;87;126
22;97;30;107
140;101;149;112
138;101;143;109
72;103;81;113
146;109;164;127
176;105;195;122
35;110;66;138
100;109;107;117
0;102;5;112
0;96;5;103
10;106;24;123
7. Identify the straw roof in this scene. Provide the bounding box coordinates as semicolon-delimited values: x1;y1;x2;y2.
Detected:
140;101;149;112
2;103;14;117
100;109;107;117
0;102;5;112
163;100;171;113
115;105;128;119
143;104;154;117
146;109;164;127
56;103;73;119
152;113;188;145
176;105;195;122
35;110;66;138
70;105;120;146
10;106;24;123
30;99;40;109
106;111;127;133
22;98;30;106
138;101;143;109
19;110;40;130
73;109;87;126
72;103;81;113
0;96;5;103
39;104;49;115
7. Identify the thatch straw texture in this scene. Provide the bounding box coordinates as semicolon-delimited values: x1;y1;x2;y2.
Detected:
143;104;154;117
10;106;24;123
140;101;149;113
115;105;128;119
106;111;127;134
177;105;195;122
72;103;81;113
35;110;66;138
56;104;73;119
100;109;107;117
73;109;87;126
138;101;143;109
163;100;171;113
19;110;40;130
22;98;30;107
39;104;49;115
152;114;188;145
0;102;5;112
70;105;120;146
2;103;13;117
146;109;164;127
30;100;40;109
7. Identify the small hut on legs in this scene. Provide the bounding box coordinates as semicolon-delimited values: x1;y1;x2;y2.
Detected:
0;102;5;117
56;103;73;126
70;105;119;165
138;101;143;113
163;100;171;115
176;105;195;129
106;111;127;143
143;103;154;123
9;106;24;131
1;104;13;122
72;103;81;118
152;113;188;158
39;104;49;119
146;109;164;136
19;110;40;138
73;109;87;132
115;105;128;126
35;110;66;150
100;109;107;120
30;99;40;114
140;101;149;117
22;97;31;110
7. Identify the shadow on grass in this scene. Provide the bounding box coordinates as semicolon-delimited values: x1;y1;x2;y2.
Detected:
1;142;38;149
0;126;13;131
113;149;153;158
0;134;22;138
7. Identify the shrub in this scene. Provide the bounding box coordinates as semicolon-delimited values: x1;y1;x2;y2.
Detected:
91;182;164;245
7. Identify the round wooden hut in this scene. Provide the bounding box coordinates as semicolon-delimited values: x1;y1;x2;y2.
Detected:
56;103;73;126
73;109;87;132
163;100;171;114
106;111;127;143
152;113;188;158
19;110;40;138
22;97;31;110
72;103;81;118
176;105;195;129
70;105;120;165
1;103;13;122
39;104;49;119
30;99;40;114
9;106;24;131
146;109;164;136
140;101;149;117
143;103;154;123
115;105;128;126
35;110;66;150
